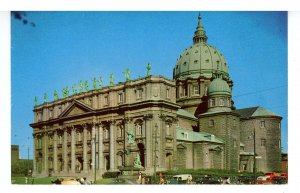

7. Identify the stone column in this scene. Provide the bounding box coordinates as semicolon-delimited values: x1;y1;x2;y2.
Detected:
53;131;58;173
43;130;48;175
33;135;37;175
109;121;116;171
71;127;76;174
83;125;88;173
98;124;104;171
91;123;96;171
63;128;68;173
144;114;153;169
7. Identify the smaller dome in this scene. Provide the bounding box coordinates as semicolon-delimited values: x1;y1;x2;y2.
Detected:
208;78;231;95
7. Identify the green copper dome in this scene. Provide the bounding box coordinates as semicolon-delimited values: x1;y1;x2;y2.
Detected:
173;15;229;80
208;77;231;95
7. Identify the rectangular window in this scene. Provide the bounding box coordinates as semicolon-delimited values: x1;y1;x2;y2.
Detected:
104;96;108;105
137;89;142;99
260;120;265;128
118;93;123;103
233;119;236;127
210;99;215;107
193;85;199;95
49;109;53;119
209;119;215;127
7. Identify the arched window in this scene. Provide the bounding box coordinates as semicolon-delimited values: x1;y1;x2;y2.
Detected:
117;125;123;138
166;123;171;136
104;128;109;139
77;132;82;142
135;124;142;137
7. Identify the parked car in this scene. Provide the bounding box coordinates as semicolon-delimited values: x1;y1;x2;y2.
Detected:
280;172;288;180
237;176;254;184
52;177;81;185
256;176;271;184
271;176;287;184
195;176;222;184
169;174;193;184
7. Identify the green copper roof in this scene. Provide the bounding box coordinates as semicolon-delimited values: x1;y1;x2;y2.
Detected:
177;109;198;120
208;77;231;95
176;126;223;143
234;106;281;118
173;16;229;81
193;14;208;44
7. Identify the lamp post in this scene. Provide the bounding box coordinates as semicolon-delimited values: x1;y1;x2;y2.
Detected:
253;126;256;184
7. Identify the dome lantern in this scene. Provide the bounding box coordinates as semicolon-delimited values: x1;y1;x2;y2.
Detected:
193;14;208;44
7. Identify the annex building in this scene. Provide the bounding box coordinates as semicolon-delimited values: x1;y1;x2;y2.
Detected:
30;15;282;178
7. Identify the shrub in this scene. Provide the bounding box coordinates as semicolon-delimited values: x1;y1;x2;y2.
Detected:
102;171;121;178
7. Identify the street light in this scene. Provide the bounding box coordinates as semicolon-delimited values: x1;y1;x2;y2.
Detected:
253;127;256;184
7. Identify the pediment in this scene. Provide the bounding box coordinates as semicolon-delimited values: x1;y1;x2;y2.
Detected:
177;143;187;149
58;100;94;118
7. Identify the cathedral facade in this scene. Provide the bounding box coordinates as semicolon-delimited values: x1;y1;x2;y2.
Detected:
30;15;282;178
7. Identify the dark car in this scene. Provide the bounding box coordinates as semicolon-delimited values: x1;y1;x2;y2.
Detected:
271;176;287;184
195;176;222;184
237;176;255;184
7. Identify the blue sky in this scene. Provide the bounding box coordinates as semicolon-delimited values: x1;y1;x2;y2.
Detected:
11;11;287;159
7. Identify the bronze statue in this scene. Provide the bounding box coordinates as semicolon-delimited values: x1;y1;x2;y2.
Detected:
146;63;151;76
79;80;83;93
43;93;47;103
85;80;89;92
54;90;59;101
72;84;77;95
125;68;130;81
34;96;38;106
99;76;103;89
92;77;97;90
109;74;114;86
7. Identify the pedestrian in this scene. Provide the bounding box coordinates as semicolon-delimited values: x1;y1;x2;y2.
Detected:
159;177;165;184
142;176;145;184
83;177;91;185
186;176;192;184
137;172;142;184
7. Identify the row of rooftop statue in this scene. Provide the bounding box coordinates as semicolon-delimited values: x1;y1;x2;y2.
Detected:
34;63;152;106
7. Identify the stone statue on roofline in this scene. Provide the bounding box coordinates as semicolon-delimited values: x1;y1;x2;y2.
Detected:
65;86;69;97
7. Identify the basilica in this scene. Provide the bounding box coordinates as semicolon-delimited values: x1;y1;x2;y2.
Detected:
30;15;282;178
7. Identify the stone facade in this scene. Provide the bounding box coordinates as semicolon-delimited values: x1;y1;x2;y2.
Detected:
30;15;283;178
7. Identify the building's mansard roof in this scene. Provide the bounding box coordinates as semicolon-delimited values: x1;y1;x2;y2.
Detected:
234;106;281;119
176;126;223;144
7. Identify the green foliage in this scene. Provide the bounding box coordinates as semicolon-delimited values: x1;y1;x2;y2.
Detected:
11;176;56;184
11;160;33;176
102;171;121;179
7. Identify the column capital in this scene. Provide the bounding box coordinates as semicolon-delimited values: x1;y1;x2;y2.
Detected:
143;114;153;121
108;119;116;125
124;117;133;123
